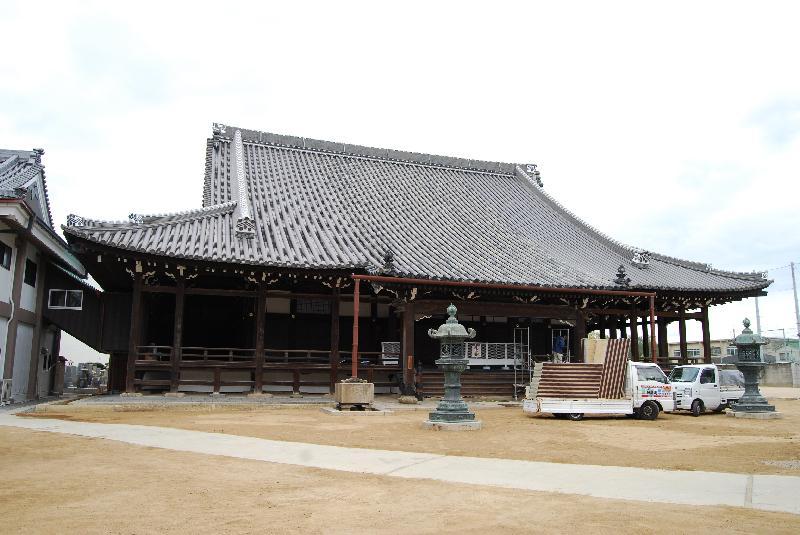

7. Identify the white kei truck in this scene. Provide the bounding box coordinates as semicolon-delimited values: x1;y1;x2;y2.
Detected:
668;364;745;416
523;361;675;421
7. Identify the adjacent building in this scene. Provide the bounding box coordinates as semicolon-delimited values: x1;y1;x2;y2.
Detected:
0;148;86;402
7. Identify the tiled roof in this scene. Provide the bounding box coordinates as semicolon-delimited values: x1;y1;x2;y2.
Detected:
0;148;53;224
63;125;769;293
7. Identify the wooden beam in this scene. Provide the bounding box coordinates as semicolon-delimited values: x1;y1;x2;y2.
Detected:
629;306;640;361
402;301;415;391
125;273;143;393
585;308;702;319
170;277;185;392
641;313;650;361
701;306;712;364
329;289;340;392
657;317;669;360
413;300;577;320
679;308;688;365
254;283;266;393
573;311;586;361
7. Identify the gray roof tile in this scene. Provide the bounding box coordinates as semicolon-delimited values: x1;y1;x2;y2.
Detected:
63;126;769;293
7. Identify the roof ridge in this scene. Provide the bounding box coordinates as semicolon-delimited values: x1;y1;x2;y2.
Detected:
211;123;521;176
65;201;237;229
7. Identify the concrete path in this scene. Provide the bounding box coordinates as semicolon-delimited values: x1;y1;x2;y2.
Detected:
1;413;798;515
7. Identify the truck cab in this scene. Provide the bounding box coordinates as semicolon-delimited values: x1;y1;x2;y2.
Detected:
669;364;745;416
628;362;675;417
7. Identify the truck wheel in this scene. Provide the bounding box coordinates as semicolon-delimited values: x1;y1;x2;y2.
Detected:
638;401;659;420
690;399;704;417
566;413;584;421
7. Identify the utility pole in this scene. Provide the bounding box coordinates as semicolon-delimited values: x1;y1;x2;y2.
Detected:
792;262;800;339
755;296;762;335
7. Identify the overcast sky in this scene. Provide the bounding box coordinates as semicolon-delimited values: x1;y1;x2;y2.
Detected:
2;1;799;362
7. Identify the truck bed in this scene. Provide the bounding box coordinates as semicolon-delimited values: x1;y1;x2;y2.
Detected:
523;397;633;415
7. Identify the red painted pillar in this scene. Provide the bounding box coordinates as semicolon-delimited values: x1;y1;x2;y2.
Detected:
351;278;360;378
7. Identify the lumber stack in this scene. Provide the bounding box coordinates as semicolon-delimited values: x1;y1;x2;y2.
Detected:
598;339;631;399
530;363;603;399
528;339;631;400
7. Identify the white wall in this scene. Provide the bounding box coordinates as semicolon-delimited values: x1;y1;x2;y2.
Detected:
11;323;33;400
0;230;13;304
19;249;39;312
0;317;7;377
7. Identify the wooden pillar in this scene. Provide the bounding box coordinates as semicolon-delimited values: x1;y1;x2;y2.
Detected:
387;305;397;341
640;314;650;361
370;296;378;351
401;301;415;391
701;306;712;363
619;318;627;339
3;237;27;383
125;273;143;393
288;298;297;350
329;289;340;392
170;278;185;392
657;317;669;361
254;283;266;393
609;318;618;339
678;308;688;364
629;306;639;361
351;278;360;378
573;311;586;362
598;315;606;339
26;258;47;399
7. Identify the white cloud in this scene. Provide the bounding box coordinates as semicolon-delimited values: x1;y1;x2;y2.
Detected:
2;1;799;359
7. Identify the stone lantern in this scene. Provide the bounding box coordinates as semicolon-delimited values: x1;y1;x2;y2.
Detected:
730;318;778;417
423;304;482;430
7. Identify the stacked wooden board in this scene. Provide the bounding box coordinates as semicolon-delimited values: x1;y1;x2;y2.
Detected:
528;339;631;400
529;363;604;398
598;339;631;399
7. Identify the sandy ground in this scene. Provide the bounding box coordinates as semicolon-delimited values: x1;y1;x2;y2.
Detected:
1;427;798;534
26;398;800;476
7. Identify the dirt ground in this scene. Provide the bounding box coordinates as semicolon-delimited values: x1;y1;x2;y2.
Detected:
1;427;798;534
25;397;800;476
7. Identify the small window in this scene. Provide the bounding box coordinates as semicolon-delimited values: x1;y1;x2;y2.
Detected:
687;348;701;358
48;289;83;310
673;349;682;358
711;347;722;356
726;346;737;357
0;242;11;270
23;259;37;286
700;368;716;384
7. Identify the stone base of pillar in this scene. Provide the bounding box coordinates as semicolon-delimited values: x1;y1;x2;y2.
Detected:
120;392;143;397
422;420;482;431
163;392;185;398
398;395;419;404
727;411;783;419
247;392;273;398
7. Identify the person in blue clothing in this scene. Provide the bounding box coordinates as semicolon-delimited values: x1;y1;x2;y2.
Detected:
552;334;566;363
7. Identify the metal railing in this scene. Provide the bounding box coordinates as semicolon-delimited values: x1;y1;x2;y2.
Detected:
464;342;526;367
